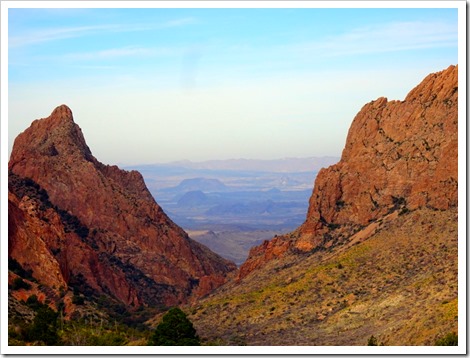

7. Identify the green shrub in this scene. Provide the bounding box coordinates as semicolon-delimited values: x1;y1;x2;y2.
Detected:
435;332;458;346
335;200;345;209
89;332;126;345
9;258;35;281
25;295;43;311
72;295;85;305
367;335;378;346
25;306;60;345
11;277;32;291
148;307;200;346
399;207;410;216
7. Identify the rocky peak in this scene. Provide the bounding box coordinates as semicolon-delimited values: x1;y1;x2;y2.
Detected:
51;104;73;121
9;106;237;308
239;65;458;279
10;105;93;168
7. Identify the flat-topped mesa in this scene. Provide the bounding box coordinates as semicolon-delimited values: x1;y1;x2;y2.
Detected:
239;65;458;280
8;105;237;307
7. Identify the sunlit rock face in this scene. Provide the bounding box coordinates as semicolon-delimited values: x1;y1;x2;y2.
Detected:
239;65;458;279
9;105;237;307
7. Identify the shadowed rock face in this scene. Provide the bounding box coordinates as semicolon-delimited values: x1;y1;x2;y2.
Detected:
8;105;237;307
239;65;458;279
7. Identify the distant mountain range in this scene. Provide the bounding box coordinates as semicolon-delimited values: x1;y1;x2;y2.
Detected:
147;156;340;173
125;158;337;231
124;158;335;266
166;178;229;194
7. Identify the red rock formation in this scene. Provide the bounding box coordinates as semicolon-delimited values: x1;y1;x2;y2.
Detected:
8;106;236;307
239;65;458;279
8;191;67;292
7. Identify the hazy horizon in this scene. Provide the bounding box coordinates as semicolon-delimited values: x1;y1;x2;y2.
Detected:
6;2;458;166
122;155;340;167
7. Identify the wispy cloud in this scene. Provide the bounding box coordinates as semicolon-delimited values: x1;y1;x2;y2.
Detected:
293;21;457;57
61;46;178;61
9;17;198;48
161;17;198;28
9;24;119;47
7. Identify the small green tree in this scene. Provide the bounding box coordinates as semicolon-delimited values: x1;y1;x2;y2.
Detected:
148;307;200;346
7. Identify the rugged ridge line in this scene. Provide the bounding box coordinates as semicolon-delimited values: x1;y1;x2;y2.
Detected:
8;105;237;308
239;65;458;279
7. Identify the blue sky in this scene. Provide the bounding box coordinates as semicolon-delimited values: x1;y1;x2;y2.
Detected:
6;3;460;165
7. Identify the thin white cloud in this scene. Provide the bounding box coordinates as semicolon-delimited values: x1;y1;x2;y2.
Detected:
291;20;457;57
61;46;179;61
161;17;198;28
9;24;119;47
100;17;198;32
9;17;198;48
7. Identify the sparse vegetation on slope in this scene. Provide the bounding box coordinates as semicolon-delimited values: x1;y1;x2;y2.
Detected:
188;208;457;345
8;293;154;346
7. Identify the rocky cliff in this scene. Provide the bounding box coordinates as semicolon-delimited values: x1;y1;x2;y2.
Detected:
239;65;458;279
8;105;237;308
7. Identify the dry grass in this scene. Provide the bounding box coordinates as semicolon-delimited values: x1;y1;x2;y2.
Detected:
188;208;458;346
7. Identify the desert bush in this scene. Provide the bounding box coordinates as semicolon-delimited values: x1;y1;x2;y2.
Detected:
9;258;35;281
72;294;85;305
89;331;126;345
399;207;410;216
25;306;60;345
11;277;32;291
367;335;378;346
25;295;42;310
435;332;458;346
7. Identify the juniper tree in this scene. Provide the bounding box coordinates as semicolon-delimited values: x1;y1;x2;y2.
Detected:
148;307;200;346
